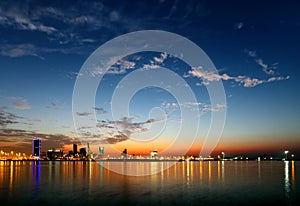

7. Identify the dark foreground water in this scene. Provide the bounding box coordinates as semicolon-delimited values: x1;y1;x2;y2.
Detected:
0;160;299;205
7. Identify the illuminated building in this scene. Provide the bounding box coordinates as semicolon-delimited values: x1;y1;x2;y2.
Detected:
47;149;63;160
99;147;104;157
150;150;158;159
32;138;41;158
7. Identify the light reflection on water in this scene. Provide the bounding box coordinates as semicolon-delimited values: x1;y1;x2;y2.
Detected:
0;160;299;205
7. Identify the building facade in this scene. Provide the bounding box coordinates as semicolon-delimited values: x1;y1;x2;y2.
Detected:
32;138;41;158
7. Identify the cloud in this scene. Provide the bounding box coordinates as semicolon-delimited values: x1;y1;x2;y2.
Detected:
107;59;136;74
161;101;226;116
84;116;165;144
153;52;168;64
109;11;120;22
186;66;289;88
89;58;136;77
0;110;22;127
76;112;93;117
185;66;232;84
245;49;257;57
141;53;169;70
0;128;80;149
256;58;275;75
13;102;31;110
76;107;107;118
0;7;57;34
46;100;65;110
93;107;108;115
244;49;277;75
234;22;244;30
6;96;32;110
105;133;128;144
0;44;42;58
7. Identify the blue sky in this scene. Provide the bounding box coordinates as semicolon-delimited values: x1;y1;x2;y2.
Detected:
0;0;299;156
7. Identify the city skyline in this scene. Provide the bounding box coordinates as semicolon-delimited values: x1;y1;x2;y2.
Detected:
0;1;300;157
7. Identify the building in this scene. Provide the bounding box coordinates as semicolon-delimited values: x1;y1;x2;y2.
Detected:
47;149;63;160
79;148;87;157
87;143;90;155
73;144;78;154
150;150;158;159
32;138;41;158
99;147;104;157
121;148;127;158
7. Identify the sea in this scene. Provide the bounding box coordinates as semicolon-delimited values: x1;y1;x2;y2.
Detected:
0;160;299;205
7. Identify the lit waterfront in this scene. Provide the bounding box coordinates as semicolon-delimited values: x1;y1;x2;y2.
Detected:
0;160;299;205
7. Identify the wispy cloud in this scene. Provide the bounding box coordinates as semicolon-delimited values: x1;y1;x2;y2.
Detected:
77;116;164;144
185;66;289;88
244;49;278;75
76;112;93;117
76;107;108;117
89;58;136;77
107;59;136;74
93;107;108;115
97;117;163;136
0;128;79;149
161;101;226;115
45;100;65;110
0;109;22;127
0;44;43;59
13;102;31;110
234;22;244;30
7;96;31;110
141;53;169;70
0;7;57;34
0;1;141;57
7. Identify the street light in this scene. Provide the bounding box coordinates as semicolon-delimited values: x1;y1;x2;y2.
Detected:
284;150;289;160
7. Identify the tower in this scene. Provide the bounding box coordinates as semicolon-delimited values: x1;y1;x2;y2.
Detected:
87;143;90;155
73;144;78;154
32;138;41;158
99;147;104;157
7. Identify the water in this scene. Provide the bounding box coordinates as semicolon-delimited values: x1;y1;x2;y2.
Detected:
0;160;299;205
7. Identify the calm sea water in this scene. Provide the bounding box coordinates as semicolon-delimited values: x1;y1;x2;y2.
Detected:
0;160;299;205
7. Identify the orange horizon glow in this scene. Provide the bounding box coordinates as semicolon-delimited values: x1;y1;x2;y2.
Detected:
1;135;300;157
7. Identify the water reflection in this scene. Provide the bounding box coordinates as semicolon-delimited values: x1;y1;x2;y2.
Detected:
0;161;298;205
9;161;13;198
284;160;296;200
221;161;225;183
291;161;295;190
284;161;290;198
258;160;261;179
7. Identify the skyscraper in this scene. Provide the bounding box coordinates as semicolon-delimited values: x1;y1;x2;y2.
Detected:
32;138;41;158
73;144;78;154
87;143;90;155
99;147;104;157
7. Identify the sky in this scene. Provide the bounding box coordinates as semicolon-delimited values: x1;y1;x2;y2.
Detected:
0;0;300;157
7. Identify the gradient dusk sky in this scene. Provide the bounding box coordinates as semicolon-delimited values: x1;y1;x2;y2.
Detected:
0;0;299;157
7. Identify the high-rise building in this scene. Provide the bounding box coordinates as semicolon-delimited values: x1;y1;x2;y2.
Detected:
121;148;127;158
73;144;78;154
47;149;63;160
150;150;158;159
79;148;87;157
32;138;41;158
87;143;90;155
99;147;104;157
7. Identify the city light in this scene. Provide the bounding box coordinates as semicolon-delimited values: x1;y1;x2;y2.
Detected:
284;150;289;160
221;152;225;159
